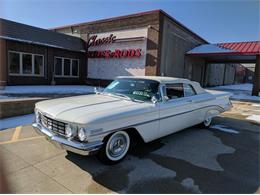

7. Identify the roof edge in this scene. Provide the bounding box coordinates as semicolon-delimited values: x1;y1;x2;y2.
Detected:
0;18;84;41
48;9;161;30
49;9;208;44
0;36;86;53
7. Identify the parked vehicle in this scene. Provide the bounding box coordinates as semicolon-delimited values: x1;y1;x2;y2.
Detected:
32;76;232;164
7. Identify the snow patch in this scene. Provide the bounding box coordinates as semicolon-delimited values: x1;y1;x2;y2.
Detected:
187;44;234;54
211;83;253;91
0;114;34;130
209;83;260;102
0;85;96;95
231;94;260;102
210;125;239;134
246;115;260;123
252;104;260;107
181;178;201;193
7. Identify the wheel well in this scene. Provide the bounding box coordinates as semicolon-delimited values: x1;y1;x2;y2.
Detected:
103;128;144;144
124;128;145;144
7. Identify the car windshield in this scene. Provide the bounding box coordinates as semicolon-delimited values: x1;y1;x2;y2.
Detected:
103;78;160;102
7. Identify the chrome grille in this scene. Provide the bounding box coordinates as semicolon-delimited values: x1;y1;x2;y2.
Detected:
40;114;66;135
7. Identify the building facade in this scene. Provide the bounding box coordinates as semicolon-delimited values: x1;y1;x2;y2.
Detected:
0;17;88;88
51;10;208;86
0;10;258;91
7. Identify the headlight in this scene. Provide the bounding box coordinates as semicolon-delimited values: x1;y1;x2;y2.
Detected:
78;128;88;141
65;125;76;138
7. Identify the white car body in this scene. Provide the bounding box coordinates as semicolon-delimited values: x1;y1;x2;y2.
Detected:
32;76;232;156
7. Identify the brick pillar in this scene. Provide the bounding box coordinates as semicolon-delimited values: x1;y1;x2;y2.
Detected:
252;55;260;96
0;39;7;89
145;25;160;76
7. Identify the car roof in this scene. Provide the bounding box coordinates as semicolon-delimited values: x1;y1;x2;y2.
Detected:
116;76;190;84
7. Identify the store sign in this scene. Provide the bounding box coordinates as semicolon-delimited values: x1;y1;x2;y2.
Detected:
87;34;142;58
87;49;142;58
87;34;116;48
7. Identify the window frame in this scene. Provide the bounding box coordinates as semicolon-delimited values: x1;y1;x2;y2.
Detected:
8;51;45;77
54;56;79;78
164;83;185;100
183;83;197;97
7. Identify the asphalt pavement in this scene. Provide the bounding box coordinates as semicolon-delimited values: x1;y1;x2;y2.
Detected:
0;101;259;193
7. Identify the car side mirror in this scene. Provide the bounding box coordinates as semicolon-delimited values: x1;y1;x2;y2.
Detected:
163;96;169;101
151;96;159;104
94;87;100;94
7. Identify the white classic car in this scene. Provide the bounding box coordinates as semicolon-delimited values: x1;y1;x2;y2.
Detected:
33;76;232;164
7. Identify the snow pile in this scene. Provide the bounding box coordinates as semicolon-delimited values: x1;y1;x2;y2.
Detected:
210;83;260;102
210;125;239;134
231;94;260;102
0;85;96;95
212;83;252;91
0;114;34;130
246;115;260;124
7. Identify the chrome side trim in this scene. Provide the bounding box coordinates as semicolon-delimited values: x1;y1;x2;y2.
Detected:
32;123;103;156
91;104;225;137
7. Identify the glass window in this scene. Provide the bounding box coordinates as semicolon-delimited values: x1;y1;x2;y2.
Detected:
64;59;71;76
71;60;78;76
166;83;184;99
9;52;20;74
34;55;44;75
104;79;160;102
22;54;32;74
55;58;62;75
183;83;196;97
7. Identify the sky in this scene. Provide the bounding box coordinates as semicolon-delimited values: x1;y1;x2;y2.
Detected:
0;0;259;43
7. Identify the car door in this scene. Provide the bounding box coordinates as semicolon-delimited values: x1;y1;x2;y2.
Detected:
158;83;197;137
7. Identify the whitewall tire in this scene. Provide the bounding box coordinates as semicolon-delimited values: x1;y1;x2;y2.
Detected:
98;131;130;165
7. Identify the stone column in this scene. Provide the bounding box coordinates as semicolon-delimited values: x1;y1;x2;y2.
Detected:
0;39;7;89
252;55;260;96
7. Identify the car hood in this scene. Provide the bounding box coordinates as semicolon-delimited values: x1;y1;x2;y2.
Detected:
36;94;153;124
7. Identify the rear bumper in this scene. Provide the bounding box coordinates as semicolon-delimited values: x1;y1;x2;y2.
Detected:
32;123;103;156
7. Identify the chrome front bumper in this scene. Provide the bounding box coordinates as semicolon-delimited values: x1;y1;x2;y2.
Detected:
32;123;103;156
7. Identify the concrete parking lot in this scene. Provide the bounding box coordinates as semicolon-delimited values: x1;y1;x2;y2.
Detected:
0;101;259;193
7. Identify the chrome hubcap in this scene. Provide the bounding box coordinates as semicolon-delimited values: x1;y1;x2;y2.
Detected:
107;134;127;158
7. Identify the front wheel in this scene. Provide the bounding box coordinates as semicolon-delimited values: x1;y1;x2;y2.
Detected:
97;131;130;165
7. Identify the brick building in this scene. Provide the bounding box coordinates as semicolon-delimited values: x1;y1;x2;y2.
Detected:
0;9;259;95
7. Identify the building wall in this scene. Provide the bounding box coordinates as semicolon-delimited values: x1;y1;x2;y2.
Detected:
204;63;238;86
50;48;86;85
54;11;161;82
0;39;7;88
205;64;225;86
160;16;206;79
5;40;86;85
54;11;209;85
87;28;148;80
224;64;235;85
184;56;206;84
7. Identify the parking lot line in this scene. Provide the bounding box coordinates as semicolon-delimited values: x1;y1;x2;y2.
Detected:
11;126;22;141
0;136;44;145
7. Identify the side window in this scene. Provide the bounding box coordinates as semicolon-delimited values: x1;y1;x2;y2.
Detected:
183;83;196;97
165;83;184;99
